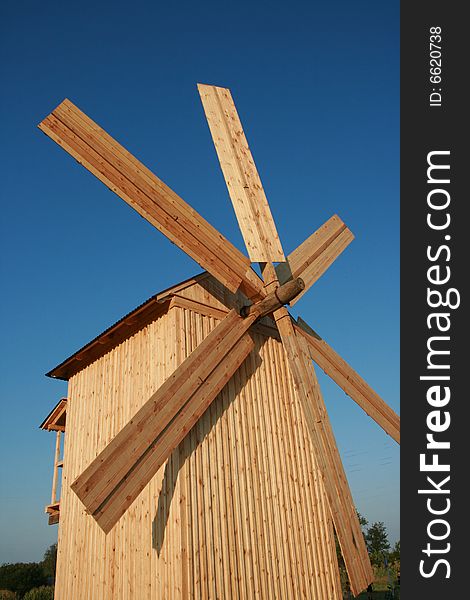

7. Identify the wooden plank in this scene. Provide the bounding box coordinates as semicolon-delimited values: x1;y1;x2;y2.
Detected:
292;228;354;304
48;512;60;525
199;314;216;599
277;215;347;280
206;347;224;598
294;330;374;594
272;304;371;596
174;307;191;600
219;359;241;597
211;349;234;600
168;294;228;320
51;430;62;504
279;342;328;599
39;100;265;302
54;102;245;287
198;84;285;263
237;351;269;599
246;344;280;599
271;337;310;596
184;310;201;599
44;112;242;296
295;317;400;443
231;358;259;599
263;336;303;598
276;215;354;305
309;361;373;591
72;309;256;514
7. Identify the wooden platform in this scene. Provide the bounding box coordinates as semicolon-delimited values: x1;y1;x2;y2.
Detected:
45;501;60;525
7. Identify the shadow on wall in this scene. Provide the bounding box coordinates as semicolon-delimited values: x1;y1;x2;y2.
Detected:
151;346;262;556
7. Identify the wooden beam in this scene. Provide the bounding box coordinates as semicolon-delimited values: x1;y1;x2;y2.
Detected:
39;99;265;302
198;84;285;263
272;306;372;596
295;317;400;443
240;277;305;318
72;309;257;527
255;263;371;595
276;215;354;305
169;295;229;320
293;330;374;595
51;430;62;505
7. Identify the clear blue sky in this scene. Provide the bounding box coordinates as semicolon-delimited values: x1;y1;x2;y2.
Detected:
0;0;399;563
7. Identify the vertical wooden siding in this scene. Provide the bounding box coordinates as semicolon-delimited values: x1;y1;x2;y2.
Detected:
55;280;341;599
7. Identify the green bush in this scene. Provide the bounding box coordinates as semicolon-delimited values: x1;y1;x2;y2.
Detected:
23;587;54;600
0;563;47;598
41;546;57;581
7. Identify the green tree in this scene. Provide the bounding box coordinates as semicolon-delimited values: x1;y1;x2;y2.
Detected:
365;521;391;566
335;511;368;593
389;540;400;563
357;512;369;530
41;545;57;581
0;563;47;598
23;587;54;600
357;511;368;545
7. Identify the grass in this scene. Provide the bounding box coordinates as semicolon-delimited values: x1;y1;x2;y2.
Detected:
355;588;400;600
354;588;400;600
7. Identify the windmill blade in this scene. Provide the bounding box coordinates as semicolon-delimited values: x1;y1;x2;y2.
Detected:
294;329;374;596
198;84;285;263
38;99;265;302
276;215;354;304
72;309;257;533
273;305;373;596
295;317;400;443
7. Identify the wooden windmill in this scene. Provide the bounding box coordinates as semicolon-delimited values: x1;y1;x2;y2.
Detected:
39;85;399;599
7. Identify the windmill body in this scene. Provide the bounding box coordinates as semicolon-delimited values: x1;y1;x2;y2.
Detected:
39;85;399;599
47;274;343;599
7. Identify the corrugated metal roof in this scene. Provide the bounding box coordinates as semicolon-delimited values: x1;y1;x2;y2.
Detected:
46;272;209;381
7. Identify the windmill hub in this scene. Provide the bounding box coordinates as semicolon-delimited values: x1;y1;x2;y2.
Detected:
240;277;305;319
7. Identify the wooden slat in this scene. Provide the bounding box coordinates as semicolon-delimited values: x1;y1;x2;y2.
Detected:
72;309;257;520
169;294;228;320
257;263;369;595
95;333;254;533
263;333;304;596
272;304;372;597
276;215;354;305
51;430;62;504
198;84;285;263
275;334;342;599
39;100;265;302
295;317;400;443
